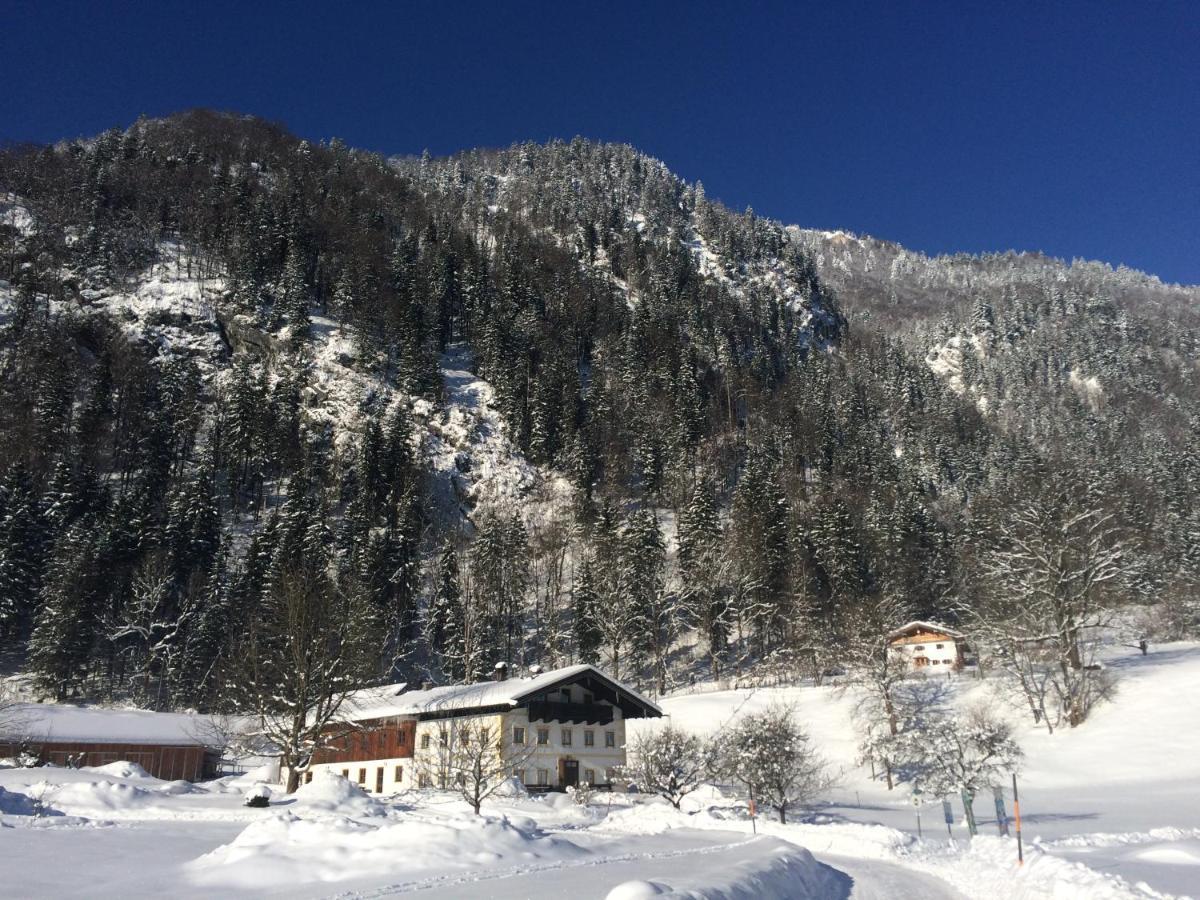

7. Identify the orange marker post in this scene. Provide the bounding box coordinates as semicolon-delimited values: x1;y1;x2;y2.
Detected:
1012;773;1023;866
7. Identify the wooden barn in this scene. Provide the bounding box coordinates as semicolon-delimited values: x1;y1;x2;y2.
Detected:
0;704;219;781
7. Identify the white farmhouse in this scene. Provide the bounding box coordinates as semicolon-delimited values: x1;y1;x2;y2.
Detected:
887;621;966;673
288;663;662;795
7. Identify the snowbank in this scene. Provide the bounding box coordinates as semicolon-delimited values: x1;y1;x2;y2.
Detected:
188;811;588;890
902;834;1153;900
84;761;153;779
603;838;841;899
288;770;384;817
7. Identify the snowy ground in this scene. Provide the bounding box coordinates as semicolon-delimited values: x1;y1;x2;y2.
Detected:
631;641;1200;899
2;644;1196;898
0;768;846;899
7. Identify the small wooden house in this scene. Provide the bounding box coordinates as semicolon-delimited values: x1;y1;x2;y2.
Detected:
887;621;966;672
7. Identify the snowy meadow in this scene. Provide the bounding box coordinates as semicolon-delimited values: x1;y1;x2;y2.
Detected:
3;642;1197;899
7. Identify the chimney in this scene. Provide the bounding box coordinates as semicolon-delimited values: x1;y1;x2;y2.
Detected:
420;680;433;691
528;664;544;676
493;661;509;682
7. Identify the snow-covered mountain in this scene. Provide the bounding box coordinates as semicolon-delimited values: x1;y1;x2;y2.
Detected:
0;111;1196;715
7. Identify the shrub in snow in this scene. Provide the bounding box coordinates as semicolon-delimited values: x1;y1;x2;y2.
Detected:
243;783;272;808
566;781;594;806
897;704;1022;836
620;726;708;810
713;705;834;824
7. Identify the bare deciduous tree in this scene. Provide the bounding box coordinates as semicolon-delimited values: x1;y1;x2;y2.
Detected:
230;568;374;792
972;487;1131;729
416;715;536;814
0;682;34;741
839;592;912;789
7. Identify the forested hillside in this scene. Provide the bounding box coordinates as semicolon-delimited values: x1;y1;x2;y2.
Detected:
0;111;1195;714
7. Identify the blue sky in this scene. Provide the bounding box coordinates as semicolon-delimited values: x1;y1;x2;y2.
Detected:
3;1;1197;283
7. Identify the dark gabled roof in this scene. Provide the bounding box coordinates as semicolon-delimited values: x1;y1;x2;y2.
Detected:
338;664;662;722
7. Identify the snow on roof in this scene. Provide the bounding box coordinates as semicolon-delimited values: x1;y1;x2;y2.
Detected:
4;703;215;747
339;664;662;721
886;621;965;641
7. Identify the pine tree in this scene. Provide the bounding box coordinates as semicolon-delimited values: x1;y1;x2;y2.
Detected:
0;465;46;642
29;518;104;700
622;508;670;691
572;555;603;664
429;539;461;657
279;242;311;337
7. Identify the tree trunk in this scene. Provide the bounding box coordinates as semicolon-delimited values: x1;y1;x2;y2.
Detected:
961;788;977;836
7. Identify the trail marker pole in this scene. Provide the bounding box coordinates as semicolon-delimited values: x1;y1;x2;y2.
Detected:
912;790;923;839
993;785;1009;837
942;798;954;840
749;785;757;835
1012;774;1023;866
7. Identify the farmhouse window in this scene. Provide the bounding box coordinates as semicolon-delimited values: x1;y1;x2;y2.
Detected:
936;643;944;649
561;728;573;746
421;734;431;749
419;774;431;788
584;730;595;747
584;768;595;784
915;645;925;651
341;769;349;778
513;726;526;745
394;766;403;782
537;728;550;745
515;768;526;784
605;731;616;748
537;769;548;785
358;768;366;784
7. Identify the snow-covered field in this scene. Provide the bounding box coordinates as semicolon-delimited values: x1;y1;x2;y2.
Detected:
2;644;1197;898
632;641;1200;899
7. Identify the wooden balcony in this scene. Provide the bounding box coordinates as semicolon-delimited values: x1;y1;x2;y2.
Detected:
526;700;614;725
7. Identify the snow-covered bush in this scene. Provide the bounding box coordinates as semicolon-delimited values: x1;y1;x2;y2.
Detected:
713;705;833;824
567;780;594;806
898;704;1022;835
243;783;272;808
619;726;709;809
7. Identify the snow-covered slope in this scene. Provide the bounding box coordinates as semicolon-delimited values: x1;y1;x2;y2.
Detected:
630;642;1200;899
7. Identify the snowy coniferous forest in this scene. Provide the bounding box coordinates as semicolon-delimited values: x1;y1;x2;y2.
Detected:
0;110;1197;722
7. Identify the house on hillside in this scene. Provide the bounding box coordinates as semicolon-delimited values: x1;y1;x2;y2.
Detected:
290;663;662;794
0;704;222;780
887;621;967;673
